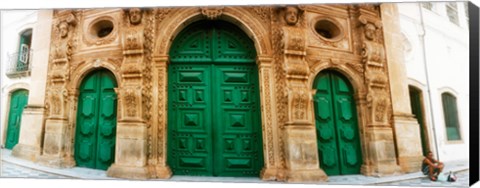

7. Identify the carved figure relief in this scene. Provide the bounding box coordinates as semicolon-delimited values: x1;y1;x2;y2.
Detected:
284;6;300;26
128;8;143;25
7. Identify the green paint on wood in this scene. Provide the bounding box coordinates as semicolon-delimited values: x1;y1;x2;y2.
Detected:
441;93;461;141
75;69;117;170
409;87;428;156
167;21;263;177
313;71;362;176
5;89;29;149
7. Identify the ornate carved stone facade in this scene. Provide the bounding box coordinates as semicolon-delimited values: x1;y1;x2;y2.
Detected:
25;4;423;182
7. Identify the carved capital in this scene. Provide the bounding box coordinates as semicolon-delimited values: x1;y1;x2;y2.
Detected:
153;55;169;68
121;61;143;78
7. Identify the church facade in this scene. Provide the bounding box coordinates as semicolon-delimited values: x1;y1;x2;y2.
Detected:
6;4;426;182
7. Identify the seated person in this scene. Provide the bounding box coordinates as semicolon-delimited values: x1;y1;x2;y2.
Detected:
422;151;444;181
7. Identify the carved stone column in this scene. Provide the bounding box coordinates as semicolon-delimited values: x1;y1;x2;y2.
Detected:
37;12;77;168
12;10;54;161
148;55;172;179
279;6;327;182
256;56;281;180
380;3;423;173
107;9;150;179
356;6;402;176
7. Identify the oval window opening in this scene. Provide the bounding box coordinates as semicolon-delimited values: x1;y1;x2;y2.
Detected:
314;19;342;40
91;20;114;38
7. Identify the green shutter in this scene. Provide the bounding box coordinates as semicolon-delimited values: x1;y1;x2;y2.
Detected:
442;93;461;141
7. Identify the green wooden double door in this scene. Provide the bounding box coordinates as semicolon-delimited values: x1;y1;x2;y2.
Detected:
167;20;263;177
5;89;29;149
314;71;362;176
75;70;117;170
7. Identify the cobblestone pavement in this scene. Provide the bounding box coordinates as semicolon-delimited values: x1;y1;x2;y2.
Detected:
0;148;471;187
377;170;470;187
1;161;69;179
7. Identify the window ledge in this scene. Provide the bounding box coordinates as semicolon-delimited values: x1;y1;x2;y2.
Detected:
6;70;31;78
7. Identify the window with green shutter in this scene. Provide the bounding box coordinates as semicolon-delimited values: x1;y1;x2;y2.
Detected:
16;29;32;72
441;92;461;141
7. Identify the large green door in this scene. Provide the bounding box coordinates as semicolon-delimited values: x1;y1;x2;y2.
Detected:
75;70;117;170
409;86;428;156
5;89;29;149
167;21;263;177
313;71;362;176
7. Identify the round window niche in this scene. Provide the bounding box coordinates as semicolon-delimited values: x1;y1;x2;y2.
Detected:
314;19;343;41
90;20;114;38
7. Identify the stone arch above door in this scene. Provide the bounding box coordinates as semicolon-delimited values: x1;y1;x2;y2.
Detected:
153;7;272;58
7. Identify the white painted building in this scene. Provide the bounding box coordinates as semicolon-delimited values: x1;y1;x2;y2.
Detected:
1;10;37;148
1;10;53;156
398;2;469;163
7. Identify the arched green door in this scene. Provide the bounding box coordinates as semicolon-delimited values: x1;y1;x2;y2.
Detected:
5;89;29;149
167;20;264;177
75;69;117;170
313;70;362;176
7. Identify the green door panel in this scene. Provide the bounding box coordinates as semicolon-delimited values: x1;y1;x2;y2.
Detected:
170;21;255;64
168;20;263;177
5;89;29;149
213;65;263;177
75;70;117;170
409;87;428;156
168;64;214;176
314;71;362;176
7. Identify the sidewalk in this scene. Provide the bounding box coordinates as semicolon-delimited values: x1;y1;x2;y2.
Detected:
1;149;469;185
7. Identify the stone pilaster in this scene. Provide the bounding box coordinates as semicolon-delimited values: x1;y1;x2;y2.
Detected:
279;6;327;182
148;55;172;179
355;5;402;176
37;11;77;168
12;10;54;161
257;56;281;180
106;10;150;179
380;3;423;173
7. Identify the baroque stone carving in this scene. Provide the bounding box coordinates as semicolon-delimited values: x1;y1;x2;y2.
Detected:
142;9;155;164
252;7;271;25
292;89;308;121
346;62;364;73
374;98;387;122
201;7;224;20
258;65;275;167
127;8;143;25
123;29;144;55
124;89;137;117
